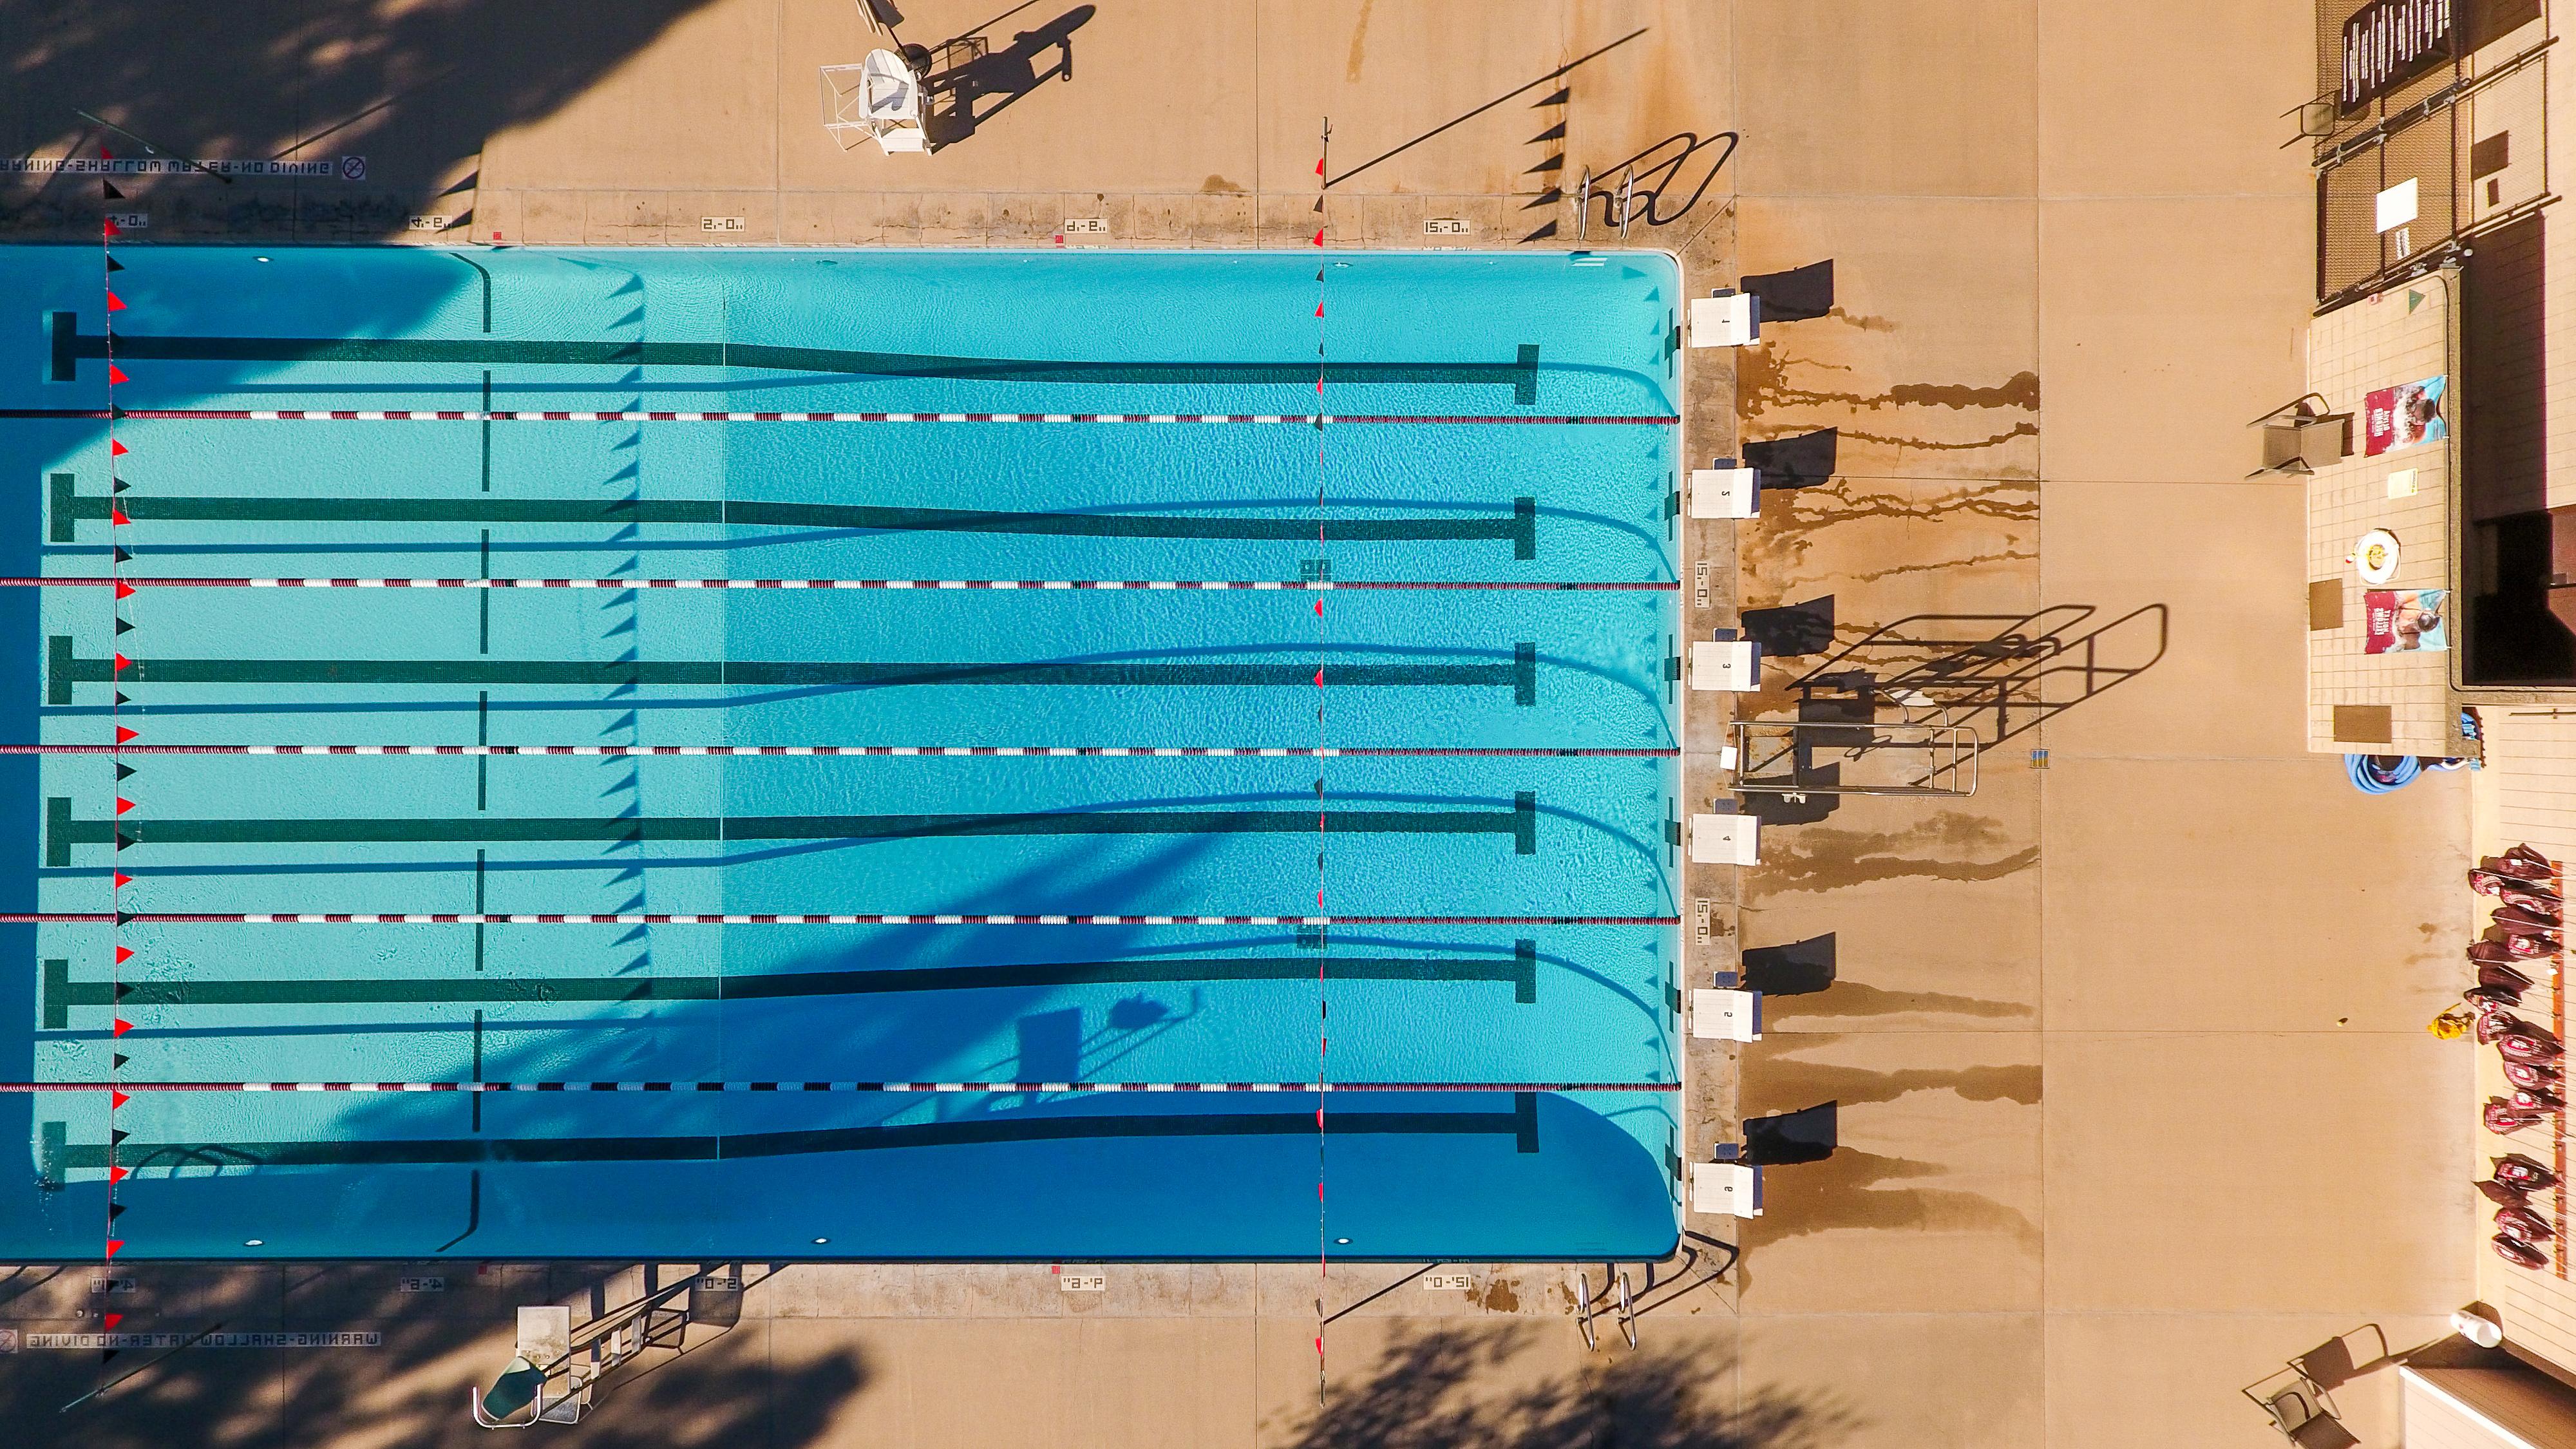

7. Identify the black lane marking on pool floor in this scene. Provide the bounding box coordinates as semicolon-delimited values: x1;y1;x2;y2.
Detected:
38;942;1544;1027
52;479;1540;559
48;317;1545;404
49;641;1543;705
37;1092;1544;1177
44;795;1541;863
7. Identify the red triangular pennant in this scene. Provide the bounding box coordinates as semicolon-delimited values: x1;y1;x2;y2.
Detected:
115;580;135;600
107;1164;128;1182
116;724;138;742
111;1019;133;1037
113;652;131;670
113;872;132;888
115;945;133;963
109;438;128;456
111;1090;129;1109
102;1312;123;1330
1316;157;1325;176
111;506;131;525
105;291;127;312
1312;229;1325;245
1315;304;1324;317
1314;668;1325;686
108;364;129;385
102;218;121;238
103;1238;123;1258
115;797;135;815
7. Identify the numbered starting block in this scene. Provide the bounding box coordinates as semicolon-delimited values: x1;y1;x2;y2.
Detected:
1690;639;1760;692
1689;812;1761;865
1688;289;1760;348
1688;1160;1763;1218
1689;465;1760;519
1690;987;1761;1041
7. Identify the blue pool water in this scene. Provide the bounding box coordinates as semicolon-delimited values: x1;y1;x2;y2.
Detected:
0;245;1684;1261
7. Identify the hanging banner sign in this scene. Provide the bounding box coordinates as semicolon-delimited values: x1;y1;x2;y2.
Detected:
2365;588;2450;653
2341;0;2454;113
0;157;358;178
2364;374;2448;456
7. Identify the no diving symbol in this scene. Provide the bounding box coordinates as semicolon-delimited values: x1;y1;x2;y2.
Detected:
339;155;367;182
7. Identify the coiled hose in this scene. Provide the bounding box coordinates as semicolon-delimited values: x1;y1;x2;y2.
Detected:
2347;754;2423;793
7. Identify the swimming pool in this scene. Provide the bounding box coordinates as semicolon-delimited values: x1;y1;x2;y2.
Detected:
0;245;1685;1262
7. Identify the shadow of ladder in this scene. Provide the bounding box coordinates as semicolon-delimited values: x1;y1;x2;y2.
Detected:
1790;605;2170;755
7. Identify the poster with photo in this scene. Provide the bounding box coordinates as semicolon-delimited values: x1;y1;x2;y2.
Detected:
2364;589;2449;654
2365;375;2448;457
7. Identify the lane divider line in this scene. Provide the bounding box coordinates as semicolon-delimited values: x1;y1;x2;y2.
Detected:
1;745;1681;758
5;912;1681;926
0;1079;1678;1094
0;577;1677;591
0;409;1678;426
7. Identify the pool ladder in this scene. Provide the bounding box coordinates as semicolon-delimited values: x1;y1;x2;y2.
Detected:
1573;1269;1638;1351
471;1266;755;1427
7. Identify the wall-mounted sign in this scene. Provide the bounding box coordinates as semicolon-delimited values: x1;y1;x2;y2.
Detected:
2365;374;2448;456
2342;0;2456;113
2365;588;2449;653
2374;177;2419;232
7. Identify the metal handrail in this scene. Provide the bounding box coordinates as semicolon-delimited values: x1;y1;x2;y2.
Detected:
469;1271;715;1429
1730;719;1980;799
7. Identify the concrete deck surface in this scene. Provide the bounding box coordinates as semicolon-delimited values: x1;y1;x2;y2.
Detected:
0;1;2474;1445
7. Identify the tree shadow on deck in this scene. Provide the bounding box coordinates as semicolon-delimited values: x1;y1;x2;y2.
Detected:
0;1260;867;1449
1;0;728;240
1280;1322;1848;1449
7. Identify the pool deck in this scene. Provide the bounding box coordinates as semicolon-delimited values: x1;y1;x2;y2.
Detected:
0;1;2474;1445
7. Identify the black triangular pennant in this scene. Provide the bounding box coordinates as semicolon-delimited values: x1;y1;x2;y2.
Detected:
111;478;130;494
110;1128;129;1144
115;911;135;925
115;763;135;780
100;1348;119;1363
102;181;124;200
113;692;129;705
109;403;127;419
113;1054;129;1069
113;980;133;998
115;617;132;634
115;832;133;851
115;547;133;564
108;1200;127;1220
106;255;126;273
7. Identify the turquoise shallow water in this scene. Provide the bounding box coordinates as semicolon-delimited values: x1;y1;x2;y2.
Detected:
0;245;1683;1261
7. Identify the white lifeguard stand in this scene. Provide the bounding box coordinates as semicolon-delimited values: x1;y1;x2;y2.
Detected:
823;50;928;155
1689;289;1760;348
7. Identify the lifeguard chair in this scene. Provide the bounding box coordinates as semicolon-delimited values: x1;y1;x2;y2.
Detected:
822;49;928;155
